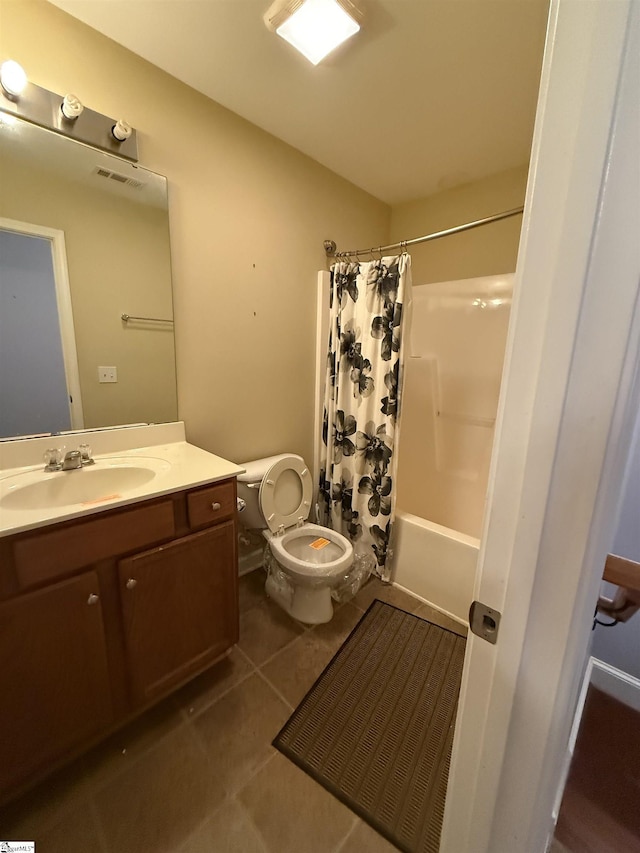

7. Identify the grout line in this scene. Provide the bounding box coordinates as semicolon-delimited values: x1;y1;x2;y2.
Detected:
242;624;307;670
178;792;271;853
181;668;257;724
234;643;260;670
333;814;361;853
175;644;261;726
231;751;278;799
88;793;111;853
232;796;271;853
171;793;237;853
172;811;213;853
254;667;296;712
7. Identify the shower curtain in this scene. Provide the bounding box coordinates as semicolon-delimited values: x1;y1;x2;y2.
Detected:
318;253;411;582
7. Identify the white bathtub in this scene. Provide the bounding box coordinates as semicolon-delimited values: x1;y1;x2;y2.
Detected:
393;509;479;626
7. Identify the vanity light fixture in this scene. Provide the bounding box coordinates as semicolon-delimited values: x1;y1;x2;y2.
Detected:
0;60;138;160
61;93;84;120
264;0;361;65
0;59;28;98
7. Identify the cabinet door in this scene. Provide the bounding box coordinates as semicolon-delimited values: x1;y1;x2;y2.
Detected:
118;522;238;705
0;571;113;797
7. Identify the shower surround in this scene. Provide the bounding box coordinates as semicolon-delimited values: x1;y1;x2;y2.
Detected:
393;274;513;622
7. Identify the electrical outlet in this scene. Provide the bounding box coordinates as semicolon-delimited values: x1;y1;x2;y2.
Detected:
98;366;117;383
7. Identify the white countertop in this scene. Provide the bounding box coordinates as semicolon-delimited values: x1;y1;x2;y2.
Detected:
0;423;245;537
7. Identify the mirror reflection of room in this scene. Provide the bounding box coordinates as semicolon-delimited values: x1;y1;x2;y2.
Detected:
0;118;177;439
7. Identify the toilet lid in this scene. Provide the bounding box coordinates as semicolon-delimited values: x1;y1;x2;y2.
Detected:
259;455;313;533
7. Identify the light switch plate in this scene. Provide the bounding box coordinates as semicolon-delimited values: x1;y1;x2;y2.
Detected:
98;366;117;383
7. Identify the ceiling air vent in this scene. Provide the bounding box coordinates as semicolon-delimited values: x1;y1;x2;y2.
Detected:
92;166;144;190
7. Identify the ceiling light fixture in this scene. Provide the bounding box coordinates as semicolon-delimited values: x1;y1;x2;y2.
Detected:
0;59;28;98
265;0;361;66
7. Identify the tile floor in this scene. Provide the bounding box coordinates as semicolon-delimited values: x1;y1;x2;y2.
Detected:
0;573;466;853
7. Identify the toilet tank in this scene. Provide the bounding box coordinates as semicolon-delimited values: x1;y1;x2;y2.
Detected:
237;454;301;530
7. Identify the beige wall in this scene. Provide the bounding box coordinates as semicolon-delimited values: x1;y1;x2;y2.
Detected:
390;165;529;284
1;0;390;466
0;154;176;429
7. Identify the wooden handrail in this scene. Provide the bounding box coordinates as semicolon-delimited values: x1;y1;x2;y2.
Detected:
603;553;640;596
598;554;640;622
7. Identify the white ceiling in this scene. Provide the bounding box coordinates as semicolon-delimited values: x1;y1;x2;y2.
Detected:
49;0;549;205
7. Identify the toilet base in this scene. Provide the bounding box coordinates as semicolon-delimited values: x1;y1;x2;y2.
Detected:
265;571;334;625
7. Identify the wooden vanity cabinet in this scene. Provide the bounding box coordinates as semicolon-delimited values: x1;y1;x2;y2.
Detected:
0;571;113;796
0;478;239;804
119;521;237;705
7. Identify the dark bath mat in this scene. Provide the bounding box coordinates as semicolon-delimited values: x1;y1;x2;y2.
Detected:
273;599;466;853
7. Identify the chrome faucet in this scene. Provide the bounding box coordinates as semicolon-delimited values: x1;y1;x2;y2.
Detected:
43;444;94;472
62;450;83;470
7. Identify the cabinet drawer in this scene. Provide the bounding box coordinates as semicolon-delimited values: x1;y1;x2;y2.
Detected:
187;480;235;528
13;500;175;589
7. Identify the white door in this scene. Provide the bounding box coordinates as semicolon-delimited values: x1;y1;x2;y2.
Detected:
441;2;640;851
0;219;84;436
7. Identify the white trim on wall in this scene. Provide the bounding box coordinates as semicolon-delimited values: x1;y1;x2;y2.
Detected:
590;657;640;713
0;216;84;431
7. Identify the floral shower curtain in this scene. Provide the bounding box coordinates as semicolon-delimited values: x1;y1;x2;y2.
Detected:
318;253;411;582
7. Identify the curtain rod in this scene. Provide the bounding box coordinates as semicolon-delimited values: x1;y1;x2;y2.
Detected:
325;206;525;259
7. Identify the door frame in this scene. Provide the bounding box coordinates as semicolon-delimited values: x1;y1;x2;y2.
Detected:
441;1;639;850
0;217;84;432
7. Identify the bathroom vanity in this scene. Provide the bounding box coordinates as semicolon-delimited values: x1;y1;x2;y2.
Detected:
0;423;243;804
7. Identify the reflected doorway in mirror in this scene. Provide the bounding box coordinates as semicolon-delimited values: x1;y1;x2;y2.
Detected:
0;218;83;438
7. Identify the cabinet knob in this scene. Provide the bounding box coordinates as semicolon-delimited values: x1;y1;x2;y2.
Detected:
126;578;137;590
211;502;222;512
87;593;99;605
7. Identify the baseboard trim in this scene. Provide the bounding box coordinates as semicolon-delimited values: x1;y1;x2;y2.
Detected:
590;656;640;712
392;581;469;629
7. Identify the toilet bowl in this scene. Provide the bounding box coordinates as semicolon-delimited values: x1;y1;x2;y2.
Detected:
237;454;353;624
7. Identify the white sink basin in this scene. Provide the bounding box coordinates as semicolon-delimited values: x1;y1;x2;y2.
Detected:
0;456;171;511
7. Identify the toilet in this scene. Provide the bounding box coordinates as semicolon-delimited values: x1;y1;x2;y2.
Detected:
237;453;353;624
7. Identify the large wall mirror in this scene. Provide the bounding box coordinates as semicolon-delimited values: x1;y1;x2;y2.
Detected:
0;114;177;440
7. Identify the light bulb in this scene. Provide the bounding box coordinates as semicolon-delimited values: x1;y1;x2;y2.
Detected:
111;119;132;142
0;60;28;97
61;93;83;120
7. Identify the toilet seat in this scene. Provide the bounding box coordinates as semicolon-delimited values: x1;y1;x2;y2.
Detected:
268;522;353;581
258;455;313;534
